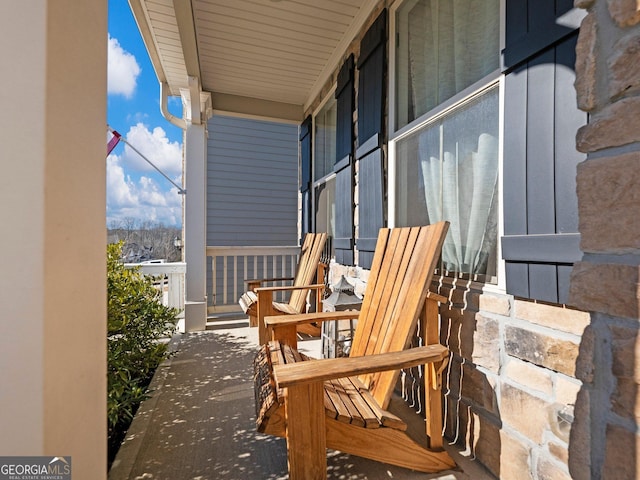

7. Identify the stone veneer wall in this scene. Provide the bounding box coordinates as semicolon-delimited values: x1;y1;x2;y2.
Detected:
329;263;588;479
568;0;640;479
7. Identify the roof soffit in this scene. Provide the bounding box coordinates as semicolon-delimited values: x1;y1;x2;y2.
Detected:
129;0;381;121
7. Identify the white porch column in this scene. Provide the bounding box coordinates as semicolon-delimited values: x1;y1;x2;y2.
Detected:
0;1;107;478
181;80;211;332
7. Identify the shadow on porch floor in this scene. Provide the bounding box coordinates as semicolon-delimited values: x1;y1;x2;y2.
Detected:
108;315;495;480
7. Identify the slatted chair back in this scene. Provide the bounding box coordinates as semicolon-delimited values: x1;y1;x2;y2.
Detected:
288;232;327;312
349;223;449;409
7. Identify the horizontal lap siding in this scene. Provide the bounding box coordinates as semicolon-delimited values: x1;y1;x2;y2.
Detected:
207;115;299;246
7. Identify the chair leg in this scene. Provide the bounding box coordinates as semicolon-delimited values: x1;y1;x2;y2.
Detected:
285;381;326;480
257;290;275;344
325;418;456;473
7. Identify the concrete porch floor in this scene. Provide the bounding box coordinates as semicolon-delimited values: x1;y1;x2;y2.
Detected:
108;315;495;480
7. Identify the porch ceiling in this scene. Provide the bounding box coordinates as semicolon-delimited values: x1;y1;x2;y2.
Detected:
129;0;379;123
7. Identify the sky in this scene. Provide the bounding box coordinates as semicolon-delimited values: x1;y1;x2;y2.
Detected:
107;0;184;228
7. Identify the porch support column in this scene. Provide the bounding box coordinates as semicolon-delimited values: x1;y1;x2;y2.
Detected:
569;2;640;479
0;1;107;477
182;79;211;332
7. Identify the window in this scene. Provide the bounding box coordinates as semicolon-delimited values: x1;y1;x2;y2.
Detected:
314;96;337;182
395;0;500;130
313;95;337;244
392;0;500;281
395;87;499;279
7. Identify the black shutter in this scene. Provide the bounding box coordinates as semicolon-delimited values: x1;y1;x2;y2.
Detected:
334;55;355;265
502;13;586;304
356;9;386;268
503;0;584;70
299;116;312;236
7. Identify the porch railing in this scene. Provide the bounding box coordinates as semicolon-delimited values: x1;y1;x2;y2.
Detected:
125;262;186;311
206;245;301;313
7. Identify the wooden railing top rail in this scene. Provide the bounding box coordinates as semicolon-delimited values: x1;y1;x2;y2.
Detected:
206;246;300;257
125;262;186;275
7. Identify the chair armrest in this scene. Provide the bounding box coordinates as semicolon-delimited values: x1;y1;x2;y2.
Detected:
265;310;360;327
427;291;448;303
245;277;294;285
274;344;448;389
255;283;326;293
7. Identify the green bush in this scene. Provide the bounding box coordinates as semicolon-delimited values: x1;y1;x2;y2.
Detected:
107;242;178;463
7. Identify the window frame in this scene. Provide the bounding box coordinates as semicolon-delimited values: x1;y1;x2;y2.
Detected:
311;88;338;244
388;0;506;290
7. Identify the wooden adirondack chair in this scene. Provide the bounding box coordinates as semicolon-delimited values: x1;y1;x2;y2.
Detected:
253;223;456;479
239;232;327;344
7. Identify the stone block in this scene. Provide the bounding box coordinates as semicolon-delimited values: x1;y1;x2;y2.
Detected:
610;325;640;421
556;375;582;406
460;362;499;414
607;0;640;26
496;430;533;480
436;281;481;310
357;266;369;283
577;97;640;151
514;299;589;336
443;392;467;444
610;325;640;381
569;262;640;319
329;263;349;284
611;376;640;422
549;440;569;465
603;424;640;479
445;354;462;396
575;12;598;111
479;292;511;316
470;412;503;479
505;325;579;376
575;325;596;384
440;309;478;360
575;152;640;252
500;383;551;443
505;357;553;396
608;31;640;99
537;457;573;480
568;388;592;480
472;314;501;373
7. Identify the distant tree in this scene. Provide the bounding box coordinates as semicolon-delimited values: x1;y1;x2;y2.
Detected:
107;219;182;262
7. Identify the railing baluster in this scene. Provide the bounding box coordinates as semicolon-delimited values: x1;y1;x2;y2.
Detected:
253;255;257;285
204;246;302;313
233;255;238;306
244;257;248;298
280;255;288;302
223;255;228;305
212;255;217;307
124;262;186;313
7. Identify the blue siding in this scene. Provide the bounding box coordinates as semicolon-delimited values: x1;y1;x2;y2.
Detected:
207;115;299;246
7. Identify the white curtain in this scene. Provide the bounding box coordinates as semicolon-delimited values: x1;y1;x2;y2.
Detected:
420;133;498;275
399;0;500;275
406;0;499;121
418;87;499;275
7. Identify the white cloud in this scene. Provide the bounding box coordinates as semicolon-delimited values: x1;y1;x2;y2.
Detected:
108;35;141;98
121;123;182;176
106;124;183;226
